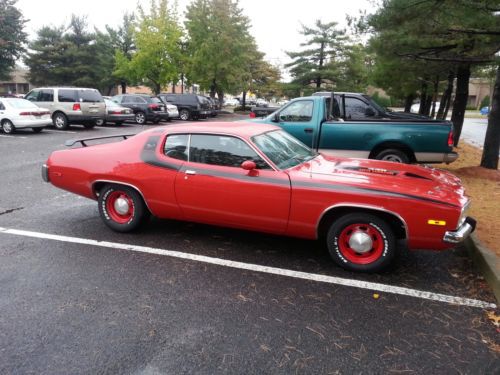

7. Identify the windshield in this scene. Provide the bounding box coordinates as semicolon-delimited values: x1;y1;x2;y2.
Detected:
104;98;120;108
363;94;386;113
252;130;317;169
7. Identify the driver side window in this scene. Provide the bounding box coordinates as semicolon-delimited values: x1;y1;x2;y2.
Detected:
279;101;314;122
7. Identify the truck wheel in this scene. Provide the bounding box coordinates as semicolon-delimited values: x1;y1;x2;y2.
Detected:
98;184;147;232
326;213;396;272
374;149;410;163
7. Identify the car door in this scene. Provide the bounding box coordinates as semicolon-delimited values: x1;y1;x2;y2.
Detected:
273;100;316;148
174;134;291;234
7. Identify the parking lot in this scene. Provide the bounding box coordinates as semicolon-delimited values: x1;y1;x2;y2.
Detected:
0;117;498;373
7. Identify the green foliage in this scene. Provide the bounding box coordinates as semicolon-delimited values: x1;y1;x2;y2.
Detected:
185;0;261;101
481;95;490;108
126;0;183;94
286;20;348;88
25;16;116;92
0;0;27;80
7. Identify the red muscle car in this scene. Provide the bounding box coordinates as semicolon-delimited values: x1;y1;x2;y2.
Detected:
42;122;475;272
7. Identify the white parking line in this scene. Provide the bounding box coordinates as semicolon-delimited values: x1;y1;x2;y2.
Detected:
0;226;496;310
43;130;78;134
0;134;27;139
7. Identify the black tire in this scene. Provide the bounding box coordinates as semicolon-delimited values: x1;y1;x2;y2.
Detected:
166;117;172;122
114;121;123;126
53;112;69;130
179;109;190;121
95;119;105;126
32;127;43;133
98;184;148;232
1;120;15;134
135;111;146;124
326;213;396;273
374;148;410;164
83;122;95;129
152;117;160;124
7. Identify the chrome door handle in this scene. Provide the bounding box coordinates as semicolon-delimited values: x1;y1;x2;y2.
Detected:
185;170;196;175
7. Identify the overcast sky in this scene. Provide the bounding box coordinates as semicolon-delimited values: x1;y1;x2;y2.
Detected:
17;0;374;74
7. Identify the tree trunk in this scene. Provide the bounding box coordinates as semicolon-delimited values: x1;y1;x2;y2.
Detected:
480;65;500;169
430;75;439;119
172;84;176;94
419;81;428;115
451;64;471;146
181;73;184;94
404;94;414;112
242;91;247;109
424;95;432;116
437;71;454;120
210;79;216;98
217;89;224;107
120;81;127;94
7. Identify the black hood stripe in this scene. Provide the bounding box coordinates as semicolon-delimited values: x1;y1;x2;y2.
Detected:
140;136;454;207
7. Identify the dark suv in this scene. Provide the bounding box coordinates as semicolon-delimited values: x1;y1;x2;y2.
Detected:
111;94;168;124
157;93;211;121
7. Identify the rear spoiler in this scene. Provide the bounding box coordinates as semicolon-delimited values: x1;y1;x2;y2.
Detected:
65;133;136;147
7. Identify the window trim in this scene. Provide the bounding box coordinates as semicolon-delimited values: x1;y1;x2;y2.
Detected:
162;131;276;171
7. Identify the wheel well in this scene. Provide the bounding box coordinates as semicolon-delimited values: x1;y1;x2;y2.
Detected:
92;181;151;214
369;142;416;162
317;206;407;241
52;111;67;119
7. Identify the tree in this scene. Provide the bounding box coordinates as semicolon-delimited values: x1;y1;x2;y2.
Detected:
26;16;115;92
0;0;27;80
185;0;261;103
285;20;348;89
116;0;183;94
364;0;500;147
481;65;500;169
106;13;136;93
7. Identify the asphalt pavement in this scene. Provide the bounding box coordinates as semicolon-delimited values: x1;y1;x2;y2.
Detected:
0;116;498;374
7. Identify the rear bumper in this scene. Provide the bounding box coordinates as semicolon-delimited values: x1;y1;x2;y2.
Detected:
106;114;135;123
443;217;476;244
67;114;104;123
443;152;458;164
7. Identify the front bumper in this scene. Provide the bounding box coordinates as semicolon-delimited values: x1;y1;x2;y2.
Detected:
42;164;49;183
443;217;476;244
107;114;135;123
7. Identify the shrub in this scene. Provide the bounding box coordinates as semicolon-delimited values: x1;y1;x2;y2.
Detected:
371;92;392;108
480;95;490;108
234;105;251;112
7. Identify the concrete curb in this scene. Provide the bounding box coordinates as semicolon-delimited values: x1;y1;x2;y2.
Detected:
465;234;500;304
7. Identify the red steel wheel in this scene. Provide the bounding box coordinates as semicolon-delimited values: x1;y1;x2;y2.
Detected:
337;223;384;265
327;213;396;272
105;190;135;224
98;184;148;232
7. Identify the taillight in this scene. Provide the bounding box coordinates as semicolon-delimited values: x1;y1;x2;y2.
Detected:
73;103;81;111
110;110;122;114
148;104;159;109
19;112;30;116
249;112;256;118
447;129;454;147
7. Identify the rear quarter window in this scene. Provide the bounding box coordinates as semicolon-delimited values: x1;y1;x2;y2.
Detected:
58;89;78;103
79;90;103;103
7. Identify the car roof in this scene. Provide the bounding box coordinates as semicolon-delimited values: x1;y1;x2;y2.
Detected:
144;122;280;139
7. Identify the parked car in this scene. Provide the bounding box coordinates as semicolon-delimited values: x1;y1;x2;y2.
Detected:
155;96;179;120
224;98;239;106
411;102;440;114
204;96;219;117
24;87;105;130
480;106;490;115
157;93;211;120
42;122;475;273
0;97;51;134
111;94;168;124
95;98;135;126
256;98;268;107
249;93;457;164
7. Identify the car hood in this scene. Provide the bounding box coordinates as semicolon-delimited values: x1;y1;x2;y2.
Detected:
287;154;468;207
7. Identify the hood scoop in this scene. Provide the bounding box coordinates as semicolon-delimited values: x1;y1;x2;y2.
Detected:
343;167;433;181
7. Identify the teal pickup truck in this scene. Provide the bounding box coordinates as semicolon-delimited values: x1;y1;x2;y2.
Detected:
248;92;457;164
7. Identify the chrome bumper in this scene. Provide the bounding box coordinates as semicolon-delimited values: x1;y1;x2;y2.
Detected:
42;164;49;183
443;217;476;244
444;152;458;164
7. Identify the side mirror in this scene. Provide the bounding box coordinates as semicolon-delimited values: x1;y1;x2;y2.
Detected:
241;160;256;171
271;113;280;123
365;107;376;117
